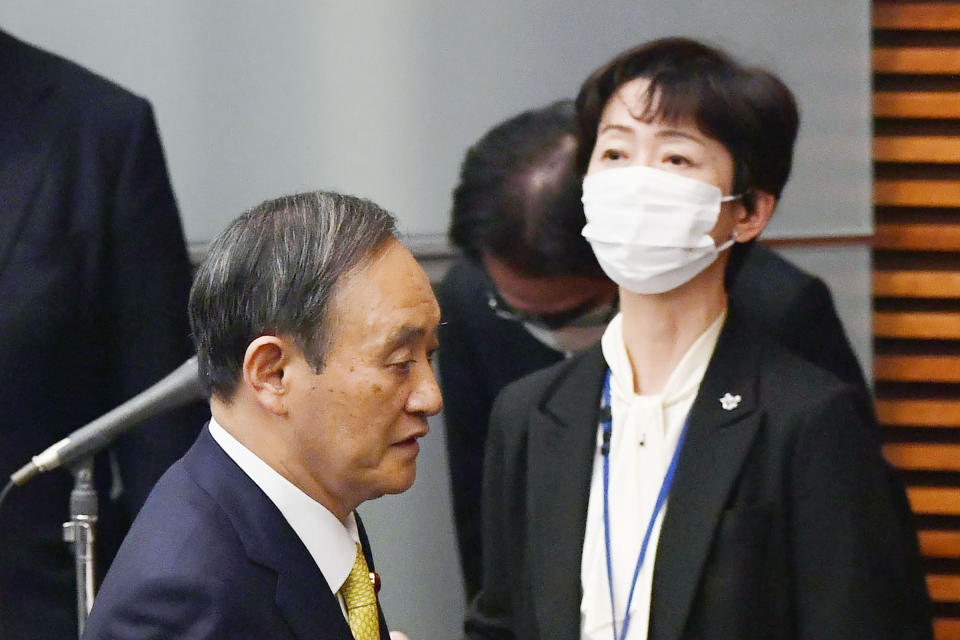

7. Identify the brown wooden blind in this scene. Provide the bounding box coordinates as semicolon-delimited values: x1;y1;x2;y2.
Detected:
874;2;960;636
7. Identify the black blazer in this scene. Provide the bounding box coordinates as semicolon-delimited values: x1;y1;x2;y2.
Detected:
464;309;930;640
439;243;867;598
83;427;392;640
0;30;204;638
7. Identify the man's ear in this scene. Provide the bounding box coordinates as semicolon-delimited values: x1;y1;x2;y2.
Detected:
242;336;290;416
733;190;776;243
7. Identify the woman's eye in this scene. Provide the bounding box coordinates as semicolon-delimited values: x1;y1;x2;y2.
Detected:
665;154;691;166
600;148;624;161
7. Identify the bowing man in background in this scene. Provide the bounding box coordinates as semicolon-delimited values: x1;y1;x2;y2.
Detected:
83;191;441;639
465;38;930;640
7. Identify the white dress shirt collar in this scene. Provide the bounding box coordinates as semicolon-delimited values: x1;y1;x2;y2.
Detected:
208;417;359;597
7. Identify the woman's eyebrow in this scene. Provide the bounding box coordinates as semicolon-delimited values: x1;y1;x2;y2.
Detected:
655;128;706;145
597;122;633;136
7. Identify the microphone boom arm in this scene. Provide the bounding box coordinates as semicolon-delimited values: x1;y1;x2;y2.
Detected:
10;356;205;486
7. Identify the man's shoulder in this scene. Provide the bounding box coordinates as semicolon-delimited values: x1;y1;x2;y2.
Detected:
493;345;604;414
114;455;245;568
6;31;143;102
437;257;485;311
108;429;259;569
86;455;279;636
0;30;149;139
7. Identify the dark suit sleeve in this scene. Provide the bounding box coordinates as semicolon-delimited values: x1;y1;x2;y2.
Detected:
83;557;307;640
100;100;205;512
789;389;932;639
84;574;230;639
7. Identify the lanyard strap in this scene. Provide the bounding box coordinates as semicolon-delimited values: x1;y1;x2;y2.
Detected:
601;369;691;640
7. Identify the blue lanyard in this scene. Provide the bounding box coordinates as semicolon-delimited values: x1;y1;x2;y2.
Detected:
600;370;691;640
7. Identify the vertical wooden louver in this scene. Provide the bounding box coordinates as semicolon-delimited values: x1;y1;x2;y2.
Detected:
874;2;960;637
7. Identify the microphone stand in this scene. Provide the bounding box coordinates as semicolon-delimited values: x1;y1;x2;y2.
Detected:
3;356;205;637
63;456;97;638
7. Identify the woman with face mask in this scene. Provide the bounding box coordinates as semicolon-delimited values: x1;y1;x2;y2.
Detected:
464;38;931;640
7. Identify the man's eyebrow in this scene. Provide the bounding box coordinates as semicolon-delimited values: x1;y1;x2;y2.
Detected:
381;326;429;355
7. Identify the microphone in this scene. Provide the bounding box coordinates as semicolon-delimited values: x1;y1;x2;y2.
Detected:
10;356;206;486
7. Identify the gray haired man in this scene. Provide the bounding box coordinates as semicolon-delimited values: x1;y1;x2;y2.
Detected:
83;191;441;640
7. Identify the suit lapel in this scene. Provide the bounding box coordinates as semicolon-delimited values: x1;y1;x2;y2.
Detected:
649;311;765;640
185;428;354;640
273;557;353;640
528;347;607;640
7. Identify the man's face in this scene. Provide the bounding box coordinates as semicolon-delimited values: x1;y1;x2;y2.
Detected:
282;239;442;518
481;252;617;329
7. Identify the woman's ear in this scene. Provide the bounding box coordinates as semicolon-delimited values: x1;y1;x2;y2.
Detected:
241;336;290;416
733;190;776;243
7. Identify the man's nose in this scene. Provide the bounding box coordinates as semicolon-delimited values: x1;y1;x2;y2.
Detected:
407;365;443;417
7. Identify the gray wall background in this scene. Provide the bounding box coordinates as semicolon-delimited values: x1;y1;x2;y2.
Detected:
2;2;871;638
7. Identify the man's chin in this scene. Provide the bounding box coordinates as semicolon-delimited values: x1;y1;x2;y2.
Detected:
369;465;418;500
390;467;417;495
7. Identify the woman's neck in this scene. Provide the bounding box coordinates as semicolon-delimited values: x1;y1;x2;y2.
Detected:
618;258;728;395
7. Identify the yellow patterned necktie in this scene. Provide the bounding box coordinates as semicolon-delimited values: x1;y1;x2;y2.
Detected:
341;543;380;640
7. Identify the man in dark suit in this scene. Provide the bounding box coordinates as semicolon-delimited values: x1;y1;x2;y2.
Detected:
0;30;204;639
439;101;866;600
83;191;442;639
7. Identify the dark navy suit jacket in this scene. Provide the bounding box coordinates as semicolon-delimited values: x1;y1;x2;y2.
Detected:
83;426;392;639
0;30;205;638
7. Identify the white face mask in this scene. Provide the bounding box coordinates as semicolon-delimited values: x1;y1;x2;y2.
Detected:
581;166;738;295
521;302;613;355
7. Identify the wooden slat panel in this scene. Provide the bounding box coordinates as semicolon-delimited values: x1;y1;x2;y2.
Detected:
874;271;960;298
875;12;960;640
884;443;960;470
877;399;960;426
876;180;960;207
874;3;960;30
876;356;960;383
874;311;960;339
919;530;960;558
875;223;960;250
934;617;960;640
875;91;960;119
929;574;960;602
875;136;960;163
874;47;960;74
908;487;960;515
